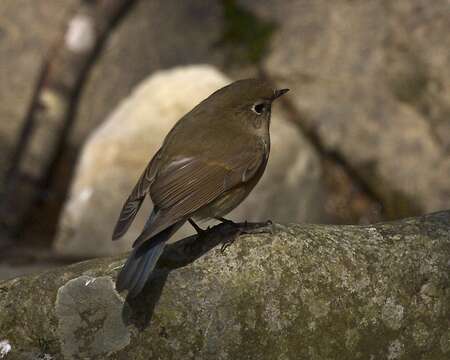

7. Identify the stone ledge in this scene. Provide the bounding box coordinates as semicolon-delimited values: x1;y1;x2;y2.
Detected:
0;212;449;359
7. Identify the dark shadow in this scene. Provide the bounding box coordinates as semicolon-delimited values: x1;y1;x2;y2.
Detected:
120;220;272;331
122;269;170;331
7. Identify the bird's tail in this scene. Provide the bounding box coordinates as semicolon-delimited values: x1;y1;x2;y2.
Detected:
116;222;182;298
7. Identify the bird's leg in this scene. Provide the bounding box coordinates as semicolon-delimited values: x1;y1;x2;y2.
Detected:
188;218;206;236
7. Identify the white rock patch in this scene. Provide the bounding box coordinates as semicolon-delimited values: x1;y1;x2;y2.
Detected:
0;340;11;358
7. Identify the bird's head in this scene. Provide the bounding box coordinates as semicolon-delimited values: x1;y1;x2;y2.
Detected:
204;79;289;129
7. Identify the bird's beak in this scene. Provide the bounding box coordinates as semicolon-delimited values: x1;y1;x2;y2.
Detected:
273;88;290;99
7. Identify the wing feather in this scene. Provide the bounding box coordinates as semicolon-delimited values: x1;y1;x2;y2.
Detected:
112;151;160;240
132;144;264;248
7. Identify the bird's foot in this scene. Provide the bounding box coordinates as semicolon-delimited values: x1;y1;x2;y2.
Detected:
215;217;236;226
259;219;274;234
220;234;238;253
219;219;273;253
239;219;273;235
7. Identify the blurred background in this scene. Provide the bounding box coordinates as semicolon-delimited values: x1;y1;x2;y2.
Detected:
0;0;449;281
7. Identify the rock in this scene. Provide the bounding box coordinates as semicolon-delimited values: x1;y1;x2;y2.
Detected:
70;0;226;148
54;65;323;257
1;211;449;359
55;276;130;359
0;0;77;182
0;264;56;282
252;0;450;216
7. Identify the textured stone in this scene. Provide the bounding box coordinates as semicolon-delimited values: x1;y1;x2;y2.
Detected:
255;0;450;216
55;276;130;359
54;65;323;257
0;0;77;182
1;211;449;359
0;264;59;282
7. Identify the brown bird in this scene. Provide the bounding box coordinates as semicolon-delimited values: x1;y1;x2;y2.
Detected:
112;79;289;297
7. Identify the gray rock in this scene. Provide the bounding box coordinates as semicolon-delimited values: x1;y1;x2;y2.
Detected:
55;65;323;257
0;0;77;181
1;211;449;359
253;0;450;216
0;264;59;282
55;276;130;359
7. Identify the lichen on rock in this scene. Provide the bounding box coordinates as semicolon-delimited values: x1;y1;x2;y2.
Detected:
0;212;449;359
55;276;130;359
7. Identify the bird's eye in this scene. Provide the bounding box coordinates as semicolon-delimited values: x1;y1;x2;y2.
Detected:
252;103;265;115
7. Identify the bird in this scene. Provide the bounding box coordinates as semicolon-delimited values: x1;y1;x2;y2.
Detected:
112;79;289;297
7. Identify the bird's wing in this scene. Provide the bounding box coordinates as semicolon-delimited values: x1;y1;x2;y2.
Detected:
132;141;265;248
112;150;161;240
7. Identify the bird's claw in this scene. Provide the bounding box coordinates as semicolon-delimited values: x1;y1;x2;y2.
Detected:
219;219;273;253
220;235;237;253
216;217;238;226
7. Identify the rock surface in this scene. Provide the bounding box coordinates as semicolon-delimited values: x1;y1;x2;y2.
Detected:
1;211;449;359
251;0;450;217
55;65;323;257
0;264;58;282
0;0;77;182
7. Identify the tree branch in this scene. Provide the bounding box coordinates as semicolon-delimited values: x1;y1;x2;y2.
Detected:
0;0;137;234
